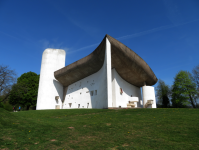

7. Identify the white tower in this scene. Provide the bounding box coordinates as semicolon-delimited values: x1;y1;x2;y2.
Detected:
142;86;157;108
36;48;66;110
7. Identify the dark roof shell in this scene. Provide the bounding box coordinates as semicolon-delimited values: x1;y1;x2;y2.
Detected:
54;35;158;87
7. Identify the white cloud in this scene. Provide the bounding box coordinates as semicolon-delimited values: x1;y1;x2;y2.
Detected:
39;39;69;53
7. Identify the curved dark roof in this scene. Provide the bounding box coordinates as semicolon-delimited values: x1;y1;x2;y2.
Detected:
54;34;158;87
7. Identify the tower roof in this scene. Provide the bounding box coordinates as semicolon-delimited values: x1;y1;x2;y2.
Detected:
54;35;158;87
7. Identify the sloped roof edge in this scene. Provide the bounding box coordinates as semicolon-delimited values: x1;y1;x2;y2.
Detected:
54;34;158;87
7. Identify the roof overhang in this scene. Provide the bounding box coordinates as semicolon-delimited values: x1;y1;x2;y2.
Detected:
54;34;158;87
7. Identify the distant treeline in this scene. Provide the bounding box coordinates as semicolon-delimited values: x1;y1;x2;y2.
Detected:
156;64;199;108
0;64;39;111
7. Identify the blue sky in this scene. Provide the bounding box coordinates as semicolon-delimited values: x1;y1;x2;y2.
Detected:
0;0;199;87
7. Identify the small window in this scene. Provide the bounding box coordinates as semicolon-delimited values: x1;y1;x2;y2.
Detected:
95;90;97;95
78;104;80;108
69;103;72;108
90;91;93;96
120;88;123;94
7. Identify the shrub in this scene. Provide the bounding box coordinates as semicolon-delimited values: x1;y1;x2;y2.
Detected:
3;102;14;111
0;102;4;108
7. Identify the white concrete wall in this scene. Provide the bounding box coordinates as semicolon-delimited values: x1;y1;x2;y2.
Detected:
36;42;156;109
106;38;112;108
112;68;142;108
142;86;157;108
36;49;66;110
63;38;112;109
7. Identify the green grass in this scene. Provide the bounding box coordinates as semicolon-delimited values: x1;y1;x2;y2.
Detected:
0;108;199;150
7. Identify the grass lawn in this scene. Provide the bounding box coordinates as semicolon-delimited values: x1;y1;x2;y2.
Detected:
0;108;199;150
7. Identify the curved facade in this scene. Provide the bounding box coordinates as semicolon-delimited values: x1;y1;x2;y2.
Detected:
37;35;157;109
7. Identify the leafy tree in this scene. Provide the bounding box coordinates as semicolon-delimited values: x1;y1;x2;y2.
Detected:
0;101;4;108
156;79;171;108
192;65;199;108
0;65;17;102
192;65;199;88
9;72;39;110
172;71;198;108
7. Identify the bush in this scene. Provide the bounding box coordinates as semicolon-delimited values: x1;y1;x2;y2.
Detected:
3;102;14;111
0;102;4;108
156;104;163;108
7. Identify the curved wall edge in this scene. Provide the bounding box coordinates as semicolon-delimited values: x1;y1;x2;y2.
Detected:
36;49;66;110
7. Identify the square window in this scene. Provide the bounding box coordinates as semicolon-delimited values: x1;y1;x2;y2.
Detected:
90;91;93;96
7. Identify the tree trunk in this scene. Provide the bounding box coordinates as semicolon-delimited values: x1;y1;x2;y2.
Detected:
189;95;196;108
162;95;170;108
26;105;30;110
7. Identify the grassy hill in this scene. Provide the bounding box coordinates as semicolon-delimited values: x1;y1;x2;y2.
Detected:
0;108;199;150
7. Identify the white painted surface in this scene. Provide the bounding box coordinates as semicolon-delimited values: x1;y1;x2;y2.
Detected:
140;100;143;105
111;68;142;108
142;86;157;108
106;38;112;108
36;42;156;109
129;97;139;102
36;49;66;110
63;38;112;109
112;69;116;107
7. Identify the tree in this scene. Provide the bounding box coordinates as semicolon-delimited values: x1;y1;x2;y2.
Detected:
172;71;198;108
192;65;199;107
192;65;199;88
9;72;39;110
0;65;17;102
156;79;171;108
